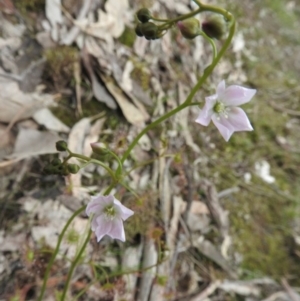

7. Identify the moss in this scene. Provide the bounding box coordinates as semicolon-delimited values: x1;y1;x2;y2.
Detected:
130;63;151;91
15;0;45;12
226;185;300;282
124;191;159;241
43;46;78;90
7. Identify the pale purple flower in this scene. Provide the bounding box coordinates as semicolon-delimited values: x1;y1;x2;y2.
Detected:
195;80;256;141
86;194;134;242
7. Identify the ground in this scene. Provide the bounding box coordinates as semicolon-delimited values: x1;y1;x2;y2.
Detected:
0;0;300;300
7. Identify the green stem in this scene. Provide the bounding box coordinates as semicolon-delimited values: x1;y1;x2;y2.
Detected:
70;152;117;180
200;31;217;59
106;150;123;177
120;101;189;164
60;230;92;301
166;8;202;24
37;206;85;301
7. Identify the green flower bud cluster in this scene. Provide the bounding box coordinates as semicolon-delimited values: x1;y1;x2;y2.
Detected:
135;8;161;40
44;141;80;176
44;158;80;176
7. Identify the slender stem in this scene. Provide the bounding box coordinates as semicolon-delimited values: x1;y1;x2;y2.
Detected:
165;8;202;24
62;154;72;165
60;230;92;301
37;206;85;301
121;101;189;164
200;31;217;59
151;16;170;22
106;150;123;177
70;152;117;180
182;20;235;106
119;180;140;199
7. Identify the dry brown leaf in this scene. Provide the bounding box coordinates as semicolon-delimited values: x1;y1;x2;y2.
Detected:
100;74;148;125
0;76;54;123
66;118;90;199
33;108;70;133
121;244;143;300
46;0;63;42
81;49;117;109
193;236;237;279
137;238;158;301
7;128;60;160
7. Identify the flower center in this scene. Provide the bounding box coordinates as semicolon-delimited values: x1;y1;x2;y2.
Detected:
104;205;116;220
213;101;225;113
213;101;230;119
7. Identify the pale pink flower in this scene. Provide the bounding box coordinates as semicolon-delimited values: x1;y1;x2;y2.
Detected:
86;194;134;242
195;80;256;141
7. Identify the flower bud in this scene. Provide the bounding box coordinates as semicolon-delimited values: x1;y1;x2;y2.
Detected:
177;18;200;39
135;23;144;37
202;15;226;40
57;165;69;176
90;142;108;156
140;22;158;40
56;140;68;152
67;164;80;174
51;158;62;166
136;8;151;23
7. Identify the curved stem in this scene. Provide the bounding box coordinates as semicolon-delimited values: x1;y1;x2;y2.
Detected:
37;206;85;301
70;152;117;180
106;150;123;177
200;31;217;59
60;230;92;301
120;101;189;164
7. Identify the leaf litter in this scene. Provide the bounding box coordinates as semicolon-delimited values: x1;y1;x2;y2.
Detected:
0;0;300;300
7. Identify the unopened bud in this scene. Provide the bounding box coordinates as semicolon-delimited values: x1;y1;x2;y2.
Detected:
202;15;226;40
135;23;144;37
51;158;62;166
57;165;69;176
56;140;68;152
140;22;158;40
136;8;151;23
90;142;108;156
67;164;80;174
177;18;200;39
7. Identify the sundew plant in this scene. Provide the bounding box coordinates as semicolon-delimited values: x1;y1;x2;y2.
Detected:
39;1;257;300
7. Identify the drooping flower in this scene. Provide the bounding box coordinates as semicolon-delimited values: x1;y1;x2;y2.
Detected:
86;194;134;242
195;80;256;141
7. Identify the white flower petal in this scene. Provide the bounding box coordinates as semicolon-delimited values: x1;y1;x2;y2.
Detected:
86;194;134;242
86;201;103;216
95;215;112;242
91;215;99;231
227;107;253;131
107;218;125;241
211;115;234;141
216;80;226;97
113;199;134;220
221;85;256;106
195;96;216;126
